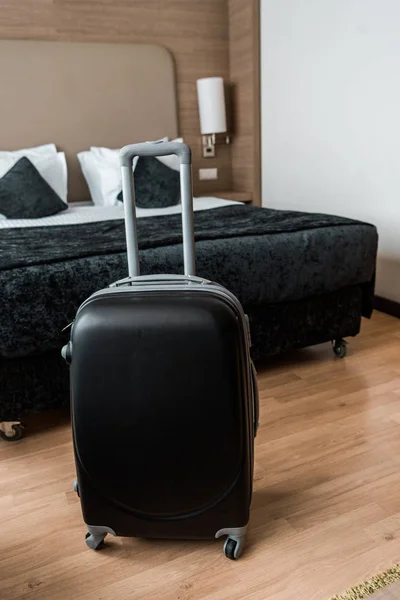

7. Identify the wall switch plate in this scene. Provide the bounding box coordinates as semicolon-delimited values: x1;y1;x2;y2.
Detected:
199;168;218;181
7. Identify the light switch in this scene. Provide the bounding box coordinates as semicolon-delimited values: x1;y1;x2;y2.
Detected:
199;168;218;181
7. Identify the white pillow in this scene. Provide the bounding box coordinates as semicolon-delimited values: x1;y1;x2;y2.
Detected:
0;144;57;160
0;152;68;202
78;147;139;206
79;138;184;206
77;151;119;206
35;153;68;202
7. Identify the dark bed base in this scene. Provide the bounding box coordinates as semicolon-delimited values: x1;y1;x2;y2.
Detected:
0;285;364;423
248;283;363;359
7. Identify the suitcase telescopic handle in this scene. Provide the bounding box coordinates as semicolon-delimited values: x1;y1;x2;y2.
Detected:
119;141;195;278
120;141;191;166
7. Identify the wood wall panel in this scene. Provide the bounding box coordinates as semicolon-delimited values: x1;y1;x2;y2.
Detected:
0;0;232;196
228;0;261;205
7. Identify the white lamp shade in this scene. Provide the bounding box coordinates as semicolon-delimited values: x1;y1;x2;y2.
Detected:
196;77;227;135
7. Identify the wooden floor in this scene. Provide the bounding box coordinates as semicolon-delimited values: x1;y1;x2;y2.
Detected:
1;311;400;600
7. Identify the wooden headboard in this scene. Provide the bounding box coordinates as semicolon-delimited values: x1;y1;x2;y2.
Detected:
0;40;178;202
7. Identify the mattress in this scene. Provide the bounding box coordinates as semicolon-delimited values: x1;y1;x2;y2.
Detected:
0;197;241;229
0;202;378;358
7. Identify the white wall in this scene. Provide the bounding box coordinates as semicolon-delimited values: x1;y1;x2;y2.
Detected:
261;0;400;302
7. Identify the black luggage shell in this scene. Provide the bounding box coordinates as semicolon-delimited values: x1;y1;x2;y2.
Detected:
71;283;253;533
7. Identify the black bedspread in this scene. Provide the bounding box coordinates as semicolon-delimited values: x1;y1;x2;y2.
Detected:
1;205;371;270
0;205;378;358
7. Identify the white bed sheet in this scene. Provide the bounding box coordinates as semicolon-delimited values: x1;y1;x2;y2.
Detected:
0;197;243;229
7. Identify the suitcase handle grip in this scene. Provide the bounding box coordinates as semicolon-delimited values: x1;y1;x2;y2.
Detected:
120;141;195;279
120;141;191;166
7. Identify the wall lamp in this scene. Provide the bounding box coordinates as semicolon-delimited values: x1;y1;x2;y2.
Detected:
196;77;230;158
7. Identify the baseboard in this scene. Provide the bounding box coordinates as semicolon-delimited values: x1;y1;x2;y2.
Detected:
374;295;400;319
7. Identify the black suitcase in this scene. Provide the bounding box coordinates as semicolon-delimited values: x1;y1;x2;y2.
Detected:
63;141;258;560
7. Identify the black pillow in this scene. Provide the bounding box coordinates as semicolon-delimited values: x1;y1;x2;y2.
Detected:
117;156;180;208
0;157;67;219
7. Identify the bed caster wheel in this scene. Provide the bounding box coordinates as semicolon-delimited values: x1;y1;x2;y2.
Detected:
333;339;347;358
85;531;106;550
0;423;23;442
223;536;244;560
73;480;79;497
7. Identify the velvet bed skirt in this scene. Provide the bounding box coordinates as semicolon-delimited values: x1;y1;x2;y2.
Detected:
0;285;364;422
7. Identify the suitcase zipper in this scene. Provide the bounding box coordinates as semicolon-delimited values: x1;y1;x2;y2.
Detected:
76;279;234;318
75;282;251;365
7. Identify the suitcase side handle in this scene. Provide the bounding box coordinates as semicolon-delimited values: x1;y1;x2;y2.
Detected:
120;141;195;279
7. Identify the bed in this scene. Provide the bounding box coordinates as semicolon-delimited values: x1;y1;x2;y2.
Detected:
0;197;377;423
0;40;378;437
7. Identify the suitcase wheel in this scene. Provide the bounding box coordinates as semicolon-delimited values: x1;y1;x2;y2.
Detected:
223;536;244;560
0;423;24;442
332;338;347;358
85;531;106;550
